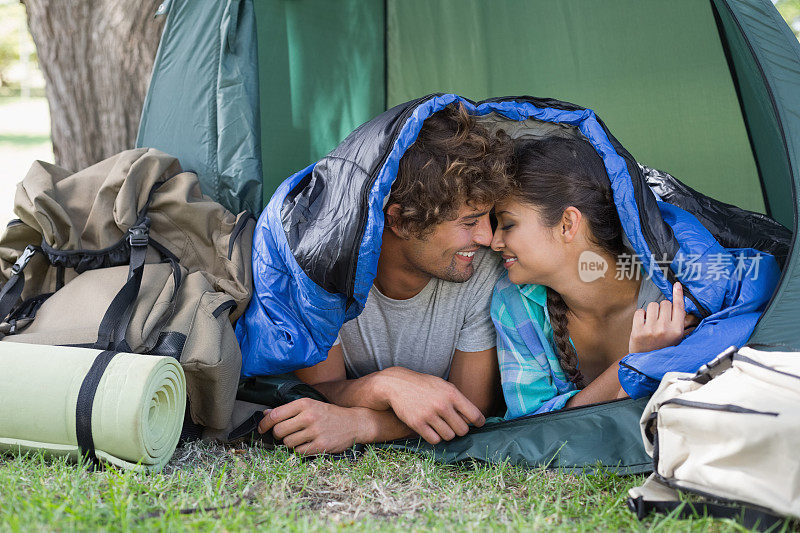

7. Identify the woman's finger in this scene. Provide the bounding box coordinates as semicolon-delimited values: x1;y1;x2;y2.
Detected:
632;308;646;329
683;313;700;337
672;282;685;321
658;300;673;326
645;301;660;323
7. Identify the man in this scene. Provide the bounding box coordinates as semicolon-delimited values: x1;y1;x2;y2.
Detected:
258;104;511;454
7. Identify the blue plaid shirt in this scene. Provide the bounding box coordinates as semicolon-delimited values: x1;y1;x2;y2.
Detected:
491;273;579;419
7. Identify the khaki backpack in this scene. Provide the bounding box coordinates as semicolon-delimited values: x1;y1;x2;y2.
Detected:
627;346;800;530
0;148;254;434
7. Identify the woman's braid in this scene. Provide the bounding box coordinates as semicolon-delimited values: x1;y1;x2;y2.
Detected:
546;287;587;388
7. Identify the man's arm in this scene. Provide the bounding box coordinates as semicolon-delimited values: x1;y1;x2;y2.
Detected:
258;398;418;454
299;345;498;416
447;348;499;417
292;344;486;443
294;344;388;410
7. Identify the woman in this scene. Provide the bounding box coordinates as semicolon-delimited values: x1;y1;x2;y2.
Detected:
490;136;699;418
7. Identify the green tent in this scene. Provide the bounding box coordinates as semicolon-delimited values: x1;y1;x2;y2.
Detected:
137;0;800;471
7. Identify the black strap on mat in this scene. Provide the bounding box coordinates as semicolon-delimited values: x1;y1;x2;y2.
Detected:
627;495;787;531
75;350;118;469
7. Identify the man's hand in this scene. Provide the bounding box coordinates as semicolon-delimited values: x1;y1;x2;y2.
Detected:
629;282;695;354
257;398;371;455
377;367;485;444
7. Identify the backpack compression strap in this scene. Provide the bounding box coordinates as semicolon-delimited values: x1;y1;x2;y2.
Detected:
94;220;150;350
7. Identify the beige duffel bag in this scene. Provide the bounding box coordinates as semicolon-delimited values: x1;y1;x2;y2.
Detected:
627;345;800;529
0;148;254;434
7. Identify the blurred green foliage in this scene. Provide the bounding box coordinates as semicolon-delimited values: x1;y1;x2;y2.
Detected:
775;0;800;39
0;0;40;94
0;2;22;76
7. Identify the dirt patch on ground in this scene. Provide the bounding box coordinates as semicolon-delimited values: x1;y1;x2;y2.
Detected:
166;440;556;526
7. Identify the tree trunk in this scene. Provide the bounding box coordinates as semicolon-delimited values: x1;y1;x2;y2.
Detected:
23;0;164;172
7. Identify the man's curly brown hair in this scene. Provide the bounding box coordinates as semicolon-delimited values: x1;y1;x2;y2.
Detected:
386;103;512;238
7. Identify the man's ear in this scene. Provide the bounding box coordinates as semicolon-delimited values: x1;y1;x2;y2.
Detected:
385;203;410;239
560;207;582;243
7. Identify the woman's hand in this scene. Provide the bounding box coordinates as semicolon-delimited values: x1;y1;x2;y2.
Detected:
629;282;693;354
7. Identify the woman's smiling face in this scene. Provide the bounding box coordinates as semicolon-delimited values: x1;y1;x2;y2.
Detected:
490;197;569;286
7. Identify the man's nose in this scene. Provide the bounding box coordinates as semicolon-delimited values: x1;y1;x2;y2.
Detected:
473;215;494;247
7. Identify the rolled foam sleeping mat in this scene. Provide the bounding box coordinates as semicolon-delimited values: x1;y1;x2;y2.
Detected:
0;342;185;471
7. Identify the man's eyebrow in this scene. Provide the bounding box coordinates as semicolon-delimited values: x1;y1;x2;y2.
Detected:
459;210;490;221
494;210;513;216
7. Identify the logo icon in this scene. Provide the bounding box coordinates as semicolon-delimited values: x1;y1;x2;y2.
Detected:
578;250;608;282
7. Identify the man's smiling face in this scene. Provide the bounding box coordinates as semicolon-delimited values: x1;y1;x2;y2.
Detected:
402;203;494;283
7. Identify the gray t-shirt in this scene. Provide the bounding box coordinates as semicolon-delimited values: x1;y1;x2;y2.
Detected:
335;248;504;379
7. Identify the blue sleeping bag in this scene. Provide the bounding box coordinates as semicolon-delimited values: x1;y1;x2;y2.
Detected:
236;94;781;399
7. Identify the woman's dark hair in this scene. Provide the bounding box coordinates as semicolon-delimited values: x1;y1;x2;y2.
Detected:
511;136;627;388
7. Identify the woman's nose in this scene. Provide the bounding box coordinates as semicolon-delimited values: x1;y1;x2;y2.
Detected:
490;230;504;251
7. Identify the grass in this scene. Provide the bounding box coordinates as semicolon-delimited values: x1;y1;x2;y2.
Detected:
0;442;791;532
0;133;50;146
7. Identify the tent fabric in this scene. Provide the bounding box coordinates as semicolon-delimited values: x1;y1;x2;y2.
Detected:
723;0;800;350
0;343;186;471
232;366;651;473
387;0;765;217
137;0;262;215
381;397;652;474
255;0;385;204
710;0;795;229
236;94;780;402
140;1;795;223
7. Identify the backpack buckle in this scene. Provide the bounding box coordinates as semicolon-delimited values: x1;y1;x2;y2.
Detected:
128;224;150;248
693;345;737;383
11;245;37;274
